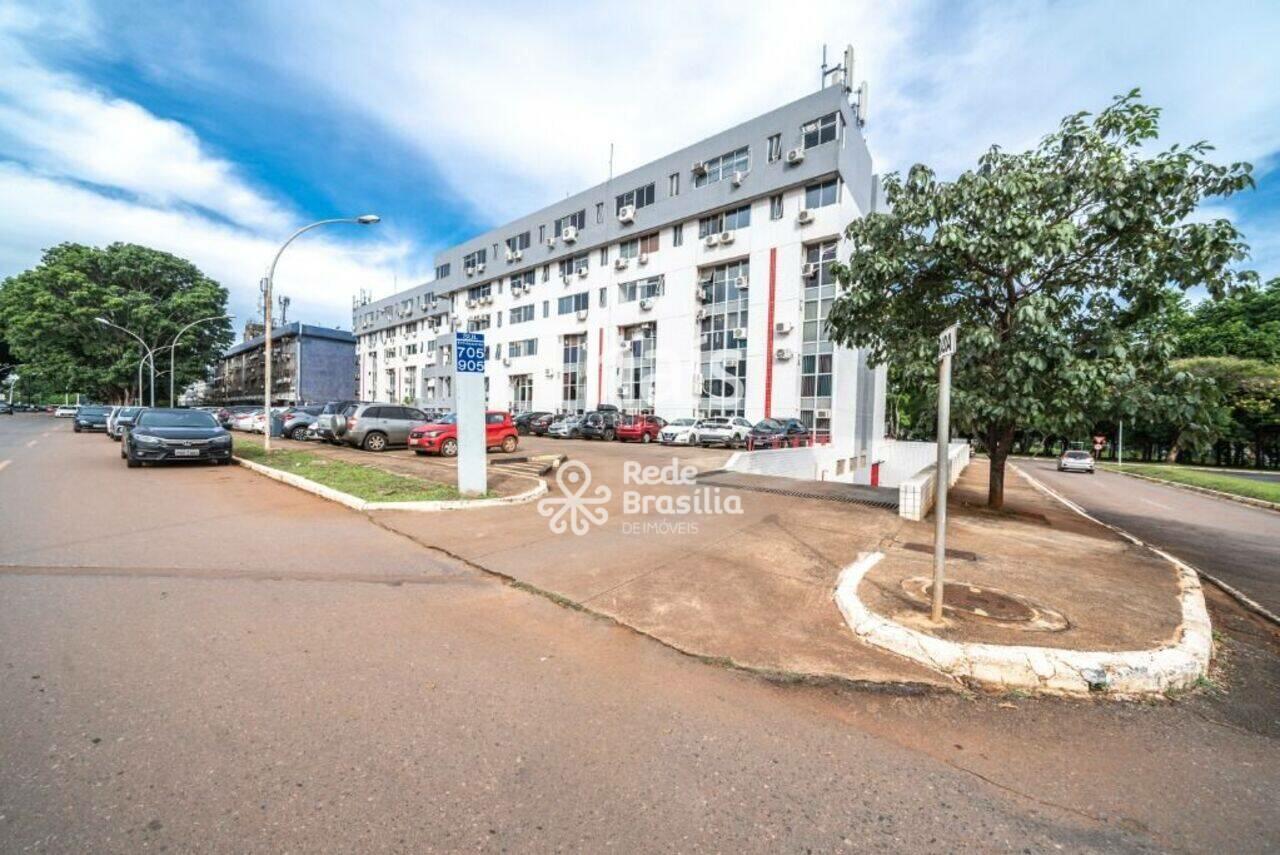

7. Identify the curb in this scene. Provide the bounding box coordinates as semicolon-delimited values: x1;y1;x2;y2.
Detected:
1101;467;1280;514
834;550;1212;696
234;457;547;511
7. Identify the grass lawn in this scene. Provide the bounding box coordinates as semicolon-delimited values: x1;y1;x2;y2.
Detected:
1102;463;1280;504
234;442;472;503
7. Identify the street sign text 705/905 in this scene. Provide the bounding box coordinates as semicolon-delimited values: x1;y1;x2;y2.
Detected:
455;332;486;374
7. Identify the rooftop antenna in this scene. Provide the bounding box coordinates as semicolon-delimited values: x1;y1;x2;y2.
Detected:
277;294;290;326
820;43;868;127
608;142;614;182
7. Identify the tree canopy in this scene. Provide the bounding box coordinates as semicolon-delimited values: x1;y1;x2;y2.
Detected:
827;90;1257;507
0;243;234;403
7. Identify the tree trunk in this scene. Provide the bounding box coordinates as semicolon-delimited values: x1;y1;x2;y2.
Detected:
1165;430;1182;464
985;423;1015;509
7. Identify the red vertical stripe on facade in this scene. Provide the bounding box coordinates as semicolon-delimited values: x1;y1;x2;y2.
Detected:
764;247;777;418
597;327;604;409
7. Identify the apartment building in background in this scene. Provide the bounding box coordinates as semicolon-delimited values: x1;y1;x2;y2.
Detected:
213;322;356;405
353;79;886;468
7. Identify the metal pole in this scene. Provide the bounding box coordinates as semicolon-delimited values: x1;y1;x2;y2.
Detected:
931;346;954;623
1118;418;1124;466
169;315;230;407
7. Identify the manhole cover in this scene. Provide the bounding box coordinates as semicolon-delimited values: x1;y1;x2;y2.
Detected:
900;577;1069;632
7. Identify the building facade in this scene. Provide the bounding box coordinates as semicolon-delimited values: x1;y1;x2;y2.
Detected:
214;323;357;405
354;82;885;456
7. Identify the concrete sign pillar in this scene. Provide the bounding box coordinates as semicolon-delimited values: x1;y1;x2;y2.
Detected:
454;332;487;496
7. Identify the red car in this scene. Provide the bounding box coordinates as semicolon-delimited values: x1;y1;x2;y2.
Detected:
408;411;519;457
616;414;666;443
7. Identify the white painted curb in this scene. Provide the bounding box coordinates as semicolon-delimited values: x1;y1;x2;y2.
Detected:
234;457;547;511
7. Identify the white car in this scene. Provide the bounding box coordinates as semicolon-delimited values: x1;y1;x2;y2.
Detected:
695;416;753;448
54;405;77;418
1057;450;1095;473
104;406;123;435
659;418;702;445
230;410;260;431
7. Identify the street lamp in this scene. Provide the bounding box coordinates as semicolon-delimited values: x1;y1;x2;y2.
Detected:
262;215;380;451
166;315;233;406
96;317;156;406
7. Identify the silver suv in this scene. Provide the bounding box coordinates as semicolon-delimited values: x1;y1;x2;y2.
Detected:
340;403;430;451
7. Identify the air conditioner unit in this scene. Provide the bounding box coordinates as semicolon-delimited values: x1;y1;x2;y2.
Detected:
546;237;556;249
692;373;704;394
505;250;516;263
466;298;477;308
619;339;631;350
802;262;820;278
618;205;636;224
561;274;572;286
730;171;745;187
476;263;486;274
563;227;578;243
576;309;589;321
695;308;708;320
797;209;814;225
718;231;734;245
704;234;720;248
483;295;494;305
465;266;476;277
545;368;557;378
691;161;707;176
502;357;511;366
786;147;805;165
576;267;588;279
615;257;630;271
815;408;832;419
637;253;649;266
639;297;654;310
775;347;794;361
697;289;712;303
506;249;522;263
731;276;748;291
774;321;793;335
731;327;747;339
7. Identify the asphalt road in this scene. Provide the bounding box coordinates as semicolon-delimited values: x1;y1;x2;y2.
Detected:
1018;458;1280;616
1;415;1277;853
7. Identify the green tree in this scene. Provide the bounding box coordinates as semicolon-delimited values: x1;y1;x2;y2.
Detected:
827;91;1256;508
0;243;233;404
1175;277;1280;362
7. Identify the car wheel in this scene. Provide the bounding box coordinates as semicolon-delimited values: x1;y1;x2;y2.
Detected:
126;453;141;468
362;432;388;452
73;424;81;433
440;438;458;457
687;433;698;446
501;435;518;453
290;426;308;441
640;432;651;444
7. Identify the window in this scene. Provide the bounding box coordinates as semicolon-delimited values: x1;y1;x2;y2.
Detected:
466;284;491;300
618;323;656;411
511;374;533;413
767;133;782;162
599;247;609;265
615;182;655;214
510;305;534;324
618;232;659;260
542;264;549;282
543;300;549;318
435;263;451;279
770;194;784;220
598;287;607;308
640;232;659;254
802;112;841;149
668;172;680;197
508;338;538;358
467;314;491;332
557;253;590;278
505;232;530;254
510;270;535;291
462;248;487;269
800;241;838;433
561;333;587;414
538;225;546;244
697;259;750;418
554;210;585;236
557;292;589;315
694;146;749;188
618;276;664;303
804;178;839;210
672;223;683;247
698;204;752;237
596;202;604;224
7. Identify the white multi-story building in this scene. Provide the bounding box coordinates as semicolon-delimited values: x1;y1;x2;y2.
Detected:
354;80;886;460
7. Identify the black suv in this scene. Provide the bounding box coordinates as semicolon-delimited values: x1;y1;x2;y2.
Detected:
579;410;622;441
73;405;111;432
123;408;233;467
748;417;810;446
514;411;552;435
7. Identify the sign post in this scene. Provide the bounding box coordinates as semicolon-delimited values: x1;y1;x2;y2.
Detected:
454;331;487;496
931;323;958;623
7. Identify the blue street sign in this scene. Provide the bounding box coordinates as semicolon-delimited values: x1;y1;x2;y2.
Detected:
454;332;486;374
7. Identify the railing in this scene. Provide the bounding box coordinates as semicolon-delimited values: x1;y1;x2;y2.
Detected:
744;431;831;451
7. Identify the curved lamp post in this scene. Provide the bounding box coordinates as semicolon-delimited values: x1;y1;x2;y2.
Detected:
263;215;379;451
96;317;156;406
166;315;233;406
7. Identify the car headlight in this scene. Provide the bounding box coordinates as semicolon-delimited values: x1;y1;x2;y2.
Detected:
424;430;441;438
134;433;163;446
211;434;232;446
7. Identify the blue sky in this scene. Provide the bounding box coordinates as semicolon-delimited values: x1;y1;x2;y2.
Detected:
1;0;1277;328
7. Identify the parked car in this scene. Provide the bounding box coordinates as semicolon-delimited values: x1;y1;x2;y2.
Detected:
513;410;552;436
309;400;364;443
748;417;810;447
1058;449;1096;474
122;408;233;468
408;411;519;457
527;412;558;436
0;402;12;415
616;414;666;443
230;409;261;431
281;405;324;440
54;405;77;418
73;405;111;432
342;403;430;451
110;406;146;440
579;410;623;441
248;407;291;434
696;416;754;448
547;415;583;439
104;406;122;434
659;418;702;445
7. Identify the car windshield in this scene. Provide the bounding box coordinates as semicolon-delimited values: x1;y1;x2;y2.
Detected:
80;406;110;415
137;410;218;429
121;407;142;417
1065;451;1091;459
754;419;782;430
702;418;730;427
669;419;696;427
433;413;457;424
